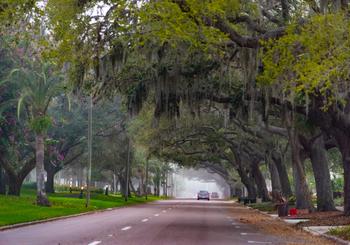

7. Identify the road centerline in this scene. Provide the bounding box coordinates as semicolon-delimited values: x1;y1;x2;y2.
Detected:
88;241;101;245
121;226;132;231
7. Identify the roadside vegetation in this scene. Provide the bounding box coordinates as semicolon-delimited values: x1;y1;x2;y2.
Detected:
0;186;163;227
247;202;276;213
328;226;350;241
2;2;350;240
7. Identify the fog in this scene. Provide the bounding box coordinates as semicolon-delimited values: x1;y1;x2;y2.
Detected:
173;168;230;199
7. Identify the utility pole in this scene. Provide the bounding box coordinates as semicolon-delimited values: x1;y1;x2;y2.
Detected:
86;95;92;207
125;138;131;202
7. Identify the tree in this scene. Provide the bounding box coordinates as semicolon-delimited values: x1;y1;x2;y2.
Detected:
45;0;347;213
260;13;350;213
13;60;65;206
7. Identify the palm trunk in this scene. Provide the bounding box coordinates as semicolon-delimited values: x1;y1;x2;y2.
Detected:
36;133;50;206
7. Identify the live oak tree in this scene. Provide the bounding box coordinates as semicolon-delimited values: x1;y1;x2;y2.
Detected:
41;0;349;213
260;12;350;214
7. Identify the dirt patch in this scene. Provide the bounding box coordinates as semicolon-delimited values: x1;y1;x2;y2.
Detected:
231;204;337;245
294;211;350;227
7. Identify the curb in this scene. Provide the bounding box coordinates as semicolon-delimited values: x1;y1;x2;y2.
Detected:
0;200;159;231
302;227;350;245
244;204;350;245
318;233;350;245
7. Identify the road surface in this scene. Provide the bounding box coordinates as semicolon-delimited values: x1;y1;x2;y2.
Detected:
0;199;291;245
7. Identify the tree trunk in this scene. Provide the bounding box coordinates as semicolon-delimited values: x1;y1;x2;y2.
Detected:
289;129;313;210
140;173;144;196
113;173;117;195
333;131;350;215
251;161;270;201
267;153;282;192
162;174;167;197
44;161;56;194
0;165;6;194
129;179;136;196
165;173;168;197
45;170;55;194
272;152;293;197
343;151;350;216
310;135;336;211
35;133;50;206
7;175;21;196
237;166;257;199
157;179;161;196
119;175;126;197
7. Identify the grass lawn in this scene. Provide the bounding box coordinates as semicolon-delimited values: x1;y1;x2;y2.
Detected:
328;226;350;241
0;187;163;227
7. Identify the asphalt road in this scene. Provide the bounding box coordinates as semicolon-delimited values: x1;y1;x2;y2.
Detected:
0;199;288;245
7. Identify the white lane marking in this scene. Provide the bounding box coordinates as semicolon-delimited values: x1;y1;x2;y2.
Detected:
248;241;272;244
142;218;149;222
121;226;132;231
235;226;240;228
162;210;167;213
154;214;160;217
241;233;260;236
168;208;172;210
88;241;101;245
108;234;113;237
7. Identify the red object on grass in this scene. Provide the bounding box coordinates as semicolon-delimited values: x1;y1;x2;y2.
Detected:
289;208;297;216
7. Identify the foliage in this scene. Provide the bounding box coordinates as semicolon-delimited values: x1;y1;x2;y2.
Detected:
30;115;52;134
332;177;344;193
248;202;275;212
259;13;350;109
328;226;350;241
139;0;239;49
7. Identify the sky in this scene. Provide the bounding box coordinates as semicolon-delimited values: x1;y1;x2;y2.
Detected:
173;168;230;199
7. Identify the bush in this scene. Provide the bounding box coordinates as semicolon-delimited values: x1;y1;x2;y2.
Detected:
334;197;344;206
288;195;296;205
22;182;37;189
248;202;275;212
332;177;344;192
54;185;103;193
329;226;350;241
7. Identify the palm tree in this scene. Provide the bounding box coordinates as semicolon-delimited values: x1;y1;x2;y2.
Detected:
13;61;65;206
